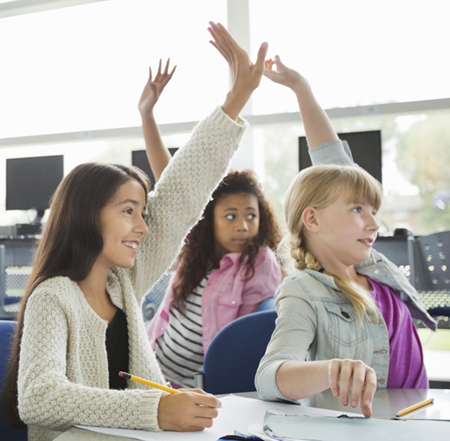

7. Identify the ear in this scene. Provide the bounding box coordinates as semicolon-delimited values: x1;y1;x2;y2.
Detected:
302;207;320;233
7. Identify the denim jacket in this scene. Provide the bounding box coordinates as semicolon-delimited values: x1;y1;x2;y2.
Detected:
255;139;436;402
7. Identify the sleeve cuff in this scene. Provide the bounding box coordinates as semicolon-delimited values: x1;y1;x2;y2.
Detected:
309;139;355;166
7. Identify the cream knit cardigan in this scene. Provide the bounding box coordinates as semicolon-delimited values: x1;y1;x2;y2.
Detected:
18;107;248;441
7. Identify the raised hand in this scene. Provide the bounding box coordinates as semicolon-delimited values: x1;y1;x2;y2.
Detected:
157;389;222;431
138;59;176;117
328;358;377;417
264;55;304;92
207;21;268;120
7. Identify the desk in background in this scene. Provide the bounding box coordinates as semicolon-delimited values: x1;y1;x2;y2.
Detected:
54;389;450;440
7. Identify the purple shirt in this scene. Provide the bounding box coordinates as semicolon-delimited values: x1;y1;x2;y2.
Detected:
368;277;428;388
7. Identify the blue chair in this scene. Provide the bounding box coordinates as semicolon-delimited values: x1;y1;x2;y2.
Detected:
0;320;28;440
254;297;275;312
195;310;277;395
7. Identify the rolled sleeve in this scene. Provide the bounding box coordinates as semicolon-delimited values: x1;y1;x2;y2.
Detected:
309;139;354;166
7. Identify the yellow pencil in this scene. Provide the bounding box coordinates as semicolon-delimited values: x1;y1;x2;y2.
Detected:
395;398;434;417
119;371;180;394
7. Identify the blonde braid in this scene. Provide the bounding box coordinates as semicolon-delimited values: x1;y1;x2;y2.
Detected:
290;233;378;324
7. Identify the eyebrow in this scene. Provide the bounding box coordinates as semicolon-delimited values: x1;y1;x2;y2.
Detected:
115;199;141;207
223;207;257;211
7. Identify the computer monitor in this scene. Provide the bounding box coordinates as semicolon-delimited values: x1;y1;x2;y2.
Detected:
298;130;382;183
6;155;64;224
131;148;178;187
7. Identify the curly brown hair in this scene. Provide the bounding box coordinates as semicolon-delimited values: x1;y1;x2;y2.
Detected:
172;169;281;310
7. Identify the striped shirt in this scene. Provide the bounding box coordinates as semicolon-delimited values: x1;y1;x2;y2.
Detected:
154;275;209;387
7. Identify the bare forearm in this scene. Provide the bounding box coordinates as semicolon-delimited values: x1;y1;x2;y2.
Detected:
292;77;338;149
221;87;253;121
140;112;171;182
276;360;331;399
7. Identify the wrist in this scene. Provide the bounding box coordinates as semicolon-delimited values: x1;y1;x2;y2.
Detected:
222;88;252;120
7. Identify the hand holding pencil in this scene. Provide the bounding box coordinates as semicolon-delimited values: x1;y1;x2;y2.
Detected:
119;371;221;431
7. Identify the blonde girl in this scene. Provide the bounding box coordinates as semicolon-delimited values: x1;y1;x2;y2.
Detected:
255;56;435;418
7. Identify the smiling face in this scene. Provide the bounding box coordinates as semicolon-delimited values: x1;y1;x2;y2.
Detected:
96;178;148;271
304;192;380;275
213;192;260;266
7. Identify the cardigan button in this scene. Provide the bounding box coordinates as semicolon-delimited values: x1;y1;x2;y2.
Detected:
231;300;236;305
374;269;380;275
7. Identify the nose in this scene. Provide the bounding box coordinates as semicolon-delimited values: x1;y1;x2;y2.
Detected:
236;218;248;232
367;213;379;232
136;216;149;236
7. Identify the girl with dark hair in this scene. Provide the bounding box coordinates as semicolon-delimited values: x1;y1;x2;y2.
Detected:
147;169;283;388
1;22;269;440
140;63;282;389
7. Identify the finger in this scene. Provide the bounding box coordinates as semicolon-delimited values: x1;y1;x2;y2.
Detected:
148;66;153;82
209;40;232;65
209;22;235;61
213;22;240;53
338;361;352;406
348;364;367;408
163;58;170;75
193;393;221;409
254;41;269;72
328;359;341;397
265;59;275;69
360;370;377;417
274;54;286;71
157;59;162;76
208;25;233;63
168;64;177;79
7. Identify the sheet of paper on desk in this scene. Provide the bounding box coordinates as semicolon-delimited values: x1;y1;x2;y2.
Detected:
75;394;328;441
261;410;450;441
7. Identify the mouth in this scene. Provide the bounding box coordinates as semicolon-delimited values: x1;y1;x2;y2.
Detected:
233;238;248;245
123;241;139;253
357;238;374;247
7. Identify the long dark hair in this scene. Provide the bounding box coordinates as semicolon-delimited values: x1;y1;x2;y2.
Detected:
1;162;149;427
172;169;281;310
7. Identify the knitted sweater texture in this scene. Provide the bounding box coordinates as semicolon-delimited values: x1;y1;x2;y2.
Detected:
17;106;247;441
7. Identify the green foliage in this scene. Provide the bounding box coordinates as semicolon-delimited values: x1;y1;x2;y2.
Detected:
396;113;450;232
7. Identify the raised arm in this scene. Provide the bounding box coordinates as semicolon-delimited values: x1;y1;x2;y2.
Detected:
138;59;176;182
264;56;338;149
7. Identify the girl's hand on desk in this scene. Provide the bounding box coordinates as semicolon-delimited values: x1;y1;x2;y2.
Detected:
328;359;377;418
158;389;221;431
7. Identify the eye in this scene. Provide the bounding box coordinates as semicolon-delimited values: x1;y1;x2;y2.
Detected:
124;208;133;215
352;206;362;213
225;214;236;221
247;213;257;220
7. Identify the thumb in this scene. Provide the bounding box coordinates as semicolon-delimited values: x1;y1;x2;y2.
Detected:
255;41;269;70
274;55;287;71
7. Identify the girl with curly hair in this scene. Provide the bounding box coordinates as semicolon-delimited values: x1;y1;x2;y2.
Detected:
141;62;282;389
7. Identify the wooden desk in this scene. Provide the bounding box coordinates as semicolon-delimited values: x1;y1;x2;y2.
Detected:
54;389;450;440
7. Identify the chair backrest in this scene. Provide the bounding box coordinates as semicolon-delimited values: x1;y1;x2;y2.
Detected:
372;234;411;279
0;320;28;440
408;231;450;291
202;310;277;395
